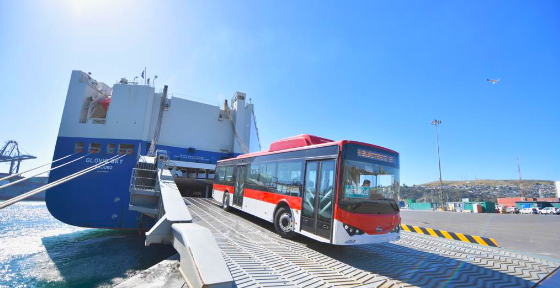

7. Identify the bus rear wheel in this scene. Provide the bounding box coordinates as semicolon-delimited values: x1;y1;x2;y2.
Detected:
274;206;296;239
222;193;231;211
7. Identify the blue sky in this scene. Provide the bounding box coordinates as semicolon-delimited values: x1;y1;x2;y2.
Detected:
0;0;558;185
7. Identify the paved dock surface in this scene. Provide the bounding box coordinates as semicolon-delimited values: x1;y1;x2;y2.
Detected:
170;198;558;288
400;210;560;260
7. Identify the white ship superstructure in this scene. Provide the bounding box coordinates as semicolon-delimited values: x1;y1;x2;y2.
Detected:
46;70;260;229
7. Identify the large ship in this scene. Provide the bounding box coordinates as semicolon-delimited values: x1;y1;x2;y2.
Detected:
46;71;261;230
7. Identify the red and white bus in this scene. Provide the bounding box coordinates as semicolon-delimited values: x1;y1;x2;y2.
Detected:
212;134;401;245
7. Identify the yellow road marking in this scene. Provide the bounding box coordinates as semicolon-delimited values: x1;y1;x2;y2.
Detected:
412;226;424;234
401;224;499;247
440;230;455;240
401;224;411;232
472;235;489;246
455;233;470;243
426;228;439;237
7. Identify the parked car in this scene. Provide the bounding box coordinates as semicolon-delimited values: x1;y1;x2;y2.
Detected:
506;207;519;214
520;208;539;214
539;207;560;215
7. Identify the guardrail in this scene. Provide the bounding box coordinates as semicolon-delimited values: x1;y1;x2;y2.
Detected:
129;168;157;191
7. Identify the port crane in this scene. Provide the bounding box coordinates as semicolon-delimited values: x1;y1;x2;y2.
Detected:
0;140;36;175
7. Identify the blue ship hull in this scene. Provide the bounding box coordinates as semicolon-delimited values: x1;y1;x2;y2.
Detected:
46;136;234;230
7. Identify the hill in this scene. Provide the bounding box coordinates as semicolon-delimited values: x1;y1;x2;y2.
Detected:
418;179;554;187
401;179;557;203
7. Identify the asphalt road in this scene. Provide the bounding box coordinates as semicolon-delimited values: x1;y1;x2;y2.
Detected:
400;210;560;260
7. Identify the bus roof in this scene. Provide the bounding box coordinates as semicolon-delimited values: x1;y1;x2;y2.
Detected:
221;134;398;162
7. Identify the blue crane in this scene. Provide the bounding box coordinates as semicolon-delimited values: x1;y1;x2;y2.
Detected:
0;141;36;175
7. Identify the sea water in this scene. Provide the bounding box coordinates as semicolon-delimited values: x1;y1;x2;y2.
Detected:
0;201;175;288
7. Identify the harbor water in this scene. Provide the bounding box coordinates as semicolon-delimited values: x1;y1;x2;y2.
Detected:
0;201;175;288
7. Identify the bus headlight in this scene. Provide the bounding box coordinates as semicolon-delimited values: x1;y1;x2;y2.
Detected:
343;223;365;236
391;225;401;233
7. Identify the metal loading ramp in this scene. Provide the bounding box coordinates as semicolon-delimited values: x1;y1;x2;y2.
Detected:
184;198;559;288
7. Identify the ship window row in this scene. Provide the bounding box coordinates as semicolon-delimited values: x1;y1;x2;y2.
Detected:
173;168;215;179
74;142;134;154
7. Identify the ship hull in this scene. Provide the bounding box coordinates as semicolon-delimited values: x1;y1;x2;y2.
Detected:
46;136;232;230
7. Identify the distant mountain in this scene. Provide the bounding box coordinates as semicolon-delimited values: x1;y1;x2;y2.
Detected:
418;179;554;187
400;179;557;203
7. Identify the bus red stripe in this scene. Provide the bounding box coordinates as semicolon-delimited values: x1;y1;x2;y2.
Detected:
214;184;234;194
244;189;302;210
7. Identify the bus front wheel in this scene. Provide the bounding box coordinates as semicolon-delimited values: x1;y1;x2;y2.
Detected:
222;193;231;211
274;206;297;239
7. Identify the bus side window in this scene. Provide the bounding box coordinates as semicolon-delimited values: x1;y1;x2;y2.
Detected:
276;160;303;197
259;162;277;192
247;162;260;187
216;167;226;182
225;166;234;182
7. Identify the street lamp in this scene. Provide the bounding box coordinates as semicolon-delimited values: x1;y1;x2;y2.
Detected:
431;119;445;209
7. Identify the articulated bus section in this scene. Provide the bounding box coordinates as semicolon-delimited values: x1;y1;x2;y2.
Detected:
211;134;401;245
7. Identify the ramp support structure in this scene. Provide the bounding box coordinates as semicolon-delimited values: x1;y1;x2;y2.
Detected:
137;151;234;287
172;223;234;288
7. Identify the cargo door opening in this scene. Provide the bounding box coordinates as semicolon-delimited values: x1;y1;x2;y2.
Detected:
172;166;215;198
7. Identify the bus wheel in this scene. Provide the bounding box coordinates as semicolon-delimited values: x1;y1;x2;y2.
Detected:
274;206;296;239
222;193;231;211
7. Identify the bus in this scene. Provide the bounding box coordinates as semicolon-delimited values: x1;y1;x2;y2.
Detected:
212;134;401;245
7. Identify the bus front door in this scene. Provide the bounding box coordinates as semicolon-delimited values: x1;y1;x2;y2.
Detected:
233;164;247;207
301;160;336;240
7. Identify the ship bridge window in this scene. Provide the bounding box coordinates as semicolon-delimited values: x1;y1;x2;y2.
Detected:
118;144;134;155
75;142;84;153
88;143;101;154
107;143;116;154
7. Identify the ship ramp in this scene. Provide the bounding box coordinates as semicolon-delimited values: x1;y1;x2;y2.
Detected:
126;191;560;287
177;197;559;288
128;155;559;288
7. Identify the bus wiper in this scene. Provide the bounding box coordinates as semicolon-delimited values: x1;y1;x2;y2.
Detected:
351;201;367;211
380;199;400;211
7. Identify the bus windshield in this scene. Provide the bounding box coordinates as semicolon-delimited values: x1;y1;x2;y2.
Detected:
342;160;398;200
340;144;400;214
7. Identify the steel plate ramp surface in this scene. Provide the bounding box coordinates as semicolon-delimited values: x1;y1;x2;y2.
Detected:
185;198;560;288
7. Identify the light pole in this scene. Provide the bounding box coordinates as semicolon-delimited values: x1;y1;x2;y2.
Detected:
431;119;444;209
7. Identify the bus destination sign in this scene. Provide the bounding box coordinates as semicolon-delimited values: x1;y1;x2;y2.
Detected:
357;149;394;163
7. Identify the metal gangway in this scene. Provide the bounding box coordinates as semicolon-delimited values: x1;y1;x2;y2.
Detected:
128;154;560;288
